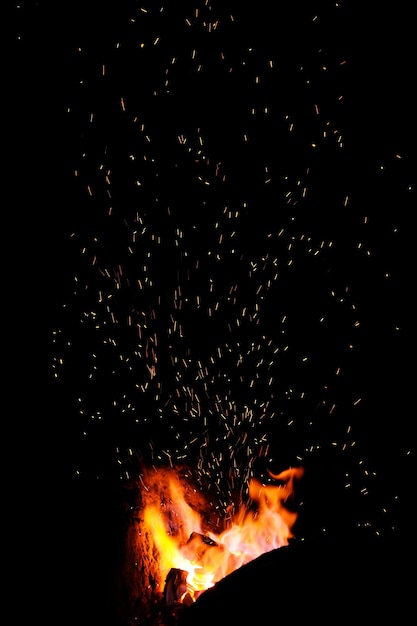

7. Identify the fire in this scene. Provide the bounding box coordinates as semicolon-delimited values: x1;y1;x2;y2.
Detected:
141;465;304;604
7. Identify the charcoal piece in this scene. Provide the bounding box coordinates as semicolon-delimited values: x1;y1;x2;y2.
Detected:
164;568;189;606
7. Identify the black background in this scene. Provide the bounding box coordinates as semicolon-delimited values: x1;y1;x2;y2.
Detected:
10;1;415;624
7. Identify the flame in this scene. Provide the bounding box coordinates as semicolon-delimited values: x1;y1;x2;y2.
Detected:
141;465;304;603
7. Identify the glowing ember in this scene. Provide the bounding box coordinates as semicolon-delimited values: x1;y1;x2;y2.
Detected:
141;465;304;603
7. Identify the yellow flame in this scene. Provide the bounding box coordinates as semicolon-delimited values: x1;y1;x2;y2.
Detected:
141;466;304;601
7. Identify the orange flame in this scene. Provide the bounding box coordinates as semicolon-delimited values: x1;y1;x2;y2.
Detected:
141;465;304;602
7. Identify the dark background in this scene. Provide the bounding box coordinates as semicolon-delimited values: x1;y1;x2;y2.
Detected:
10;1;415;624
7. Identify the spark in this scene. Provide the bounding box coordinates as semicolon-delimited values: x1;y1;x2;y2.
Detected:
46;0;413;535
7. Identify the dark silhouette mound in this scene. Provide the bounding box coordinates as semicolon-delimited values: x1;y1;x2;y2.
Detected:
178;455;413;625
177;529;411;625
